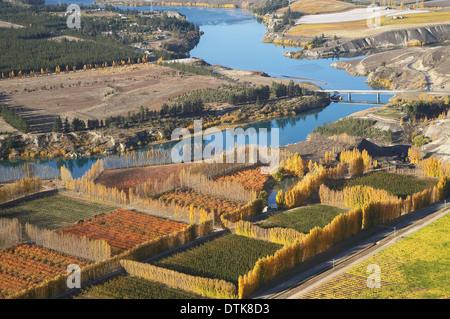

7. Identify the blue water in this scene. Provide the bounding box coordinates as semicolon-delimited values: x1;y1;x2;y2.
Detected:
0;3;392;178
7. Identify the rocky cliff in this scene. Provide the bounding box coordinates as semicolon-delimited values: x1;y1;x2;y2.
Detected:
295;24;450;59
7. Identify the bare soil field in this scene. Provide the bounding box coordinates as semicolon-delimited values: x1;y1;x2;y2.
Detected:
0;117;16;133
0;20;23;28
0;63;227;132
46;35;85;42
210;65;319;90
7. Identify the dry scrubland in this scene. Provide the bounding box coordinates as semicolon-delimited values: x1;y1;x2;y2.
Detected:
299;212;450;299
332;46;450;91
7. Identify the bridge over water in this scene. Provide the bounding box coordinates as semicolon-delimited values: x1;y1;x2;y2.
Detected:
311;89;450;104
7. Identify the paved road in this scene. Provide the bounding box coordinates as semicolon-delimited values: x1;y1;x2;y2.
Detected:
406;58;433;92
252;199;449;299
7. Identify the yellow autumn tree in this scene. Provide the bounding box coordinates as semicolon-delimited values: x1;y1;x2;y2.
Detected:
275;189;285;208
408;145;422;164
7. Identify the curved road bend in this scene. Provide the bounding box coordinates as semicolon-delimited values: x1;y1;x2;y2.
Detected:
252;199;449;299
407;58;432;92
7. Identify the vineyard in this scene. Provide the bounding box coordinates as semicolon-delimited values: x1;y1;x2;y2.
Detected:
158;189;243;217
300;212;450;299
0;142;447;300
0;244;90;299
329;172;438;198
256;204;348;234
153;234;282;284
96;163;190;193
0;193;117;230
59;209;188;255
75;275;208;299
215;167;270;191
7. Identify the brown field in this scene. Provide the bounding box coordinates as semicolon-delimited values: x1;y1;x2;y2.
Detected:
59;208;188;255
159;189;242;217
279;0;360;15
287;20;369;37
215;167;270;191
0;117;16;133
96;162;193;192
0;63;226;132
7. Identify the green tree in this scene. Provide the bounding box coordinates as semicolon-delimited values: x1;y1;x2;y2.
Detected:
52;116;63;132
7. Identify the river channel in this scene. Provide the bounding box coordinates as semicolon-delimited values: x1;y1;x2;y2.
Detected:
0;3;393;181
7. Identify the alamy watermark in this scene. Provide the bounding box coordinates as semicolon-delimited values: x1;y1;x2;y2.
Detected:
67;264;81;289
170;120;279;174
66;4;81;29
366;1;423;29
366;264;381;289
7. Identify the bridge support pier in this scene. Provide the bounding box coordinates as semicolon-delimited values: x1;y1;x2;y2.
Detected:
348;93;351;101
377;93;380;104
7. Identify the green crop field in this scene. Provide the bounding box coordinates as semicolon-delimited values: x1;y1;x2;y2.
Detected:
0;193;116;230
331;172;438;198
153;234;282;284
257;204;348;234
300;212;450;299
75;275;208;299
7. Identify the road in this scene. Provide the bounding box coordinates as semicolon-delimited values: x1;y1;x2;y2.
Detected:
251;199;449;299
406;58;432;92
